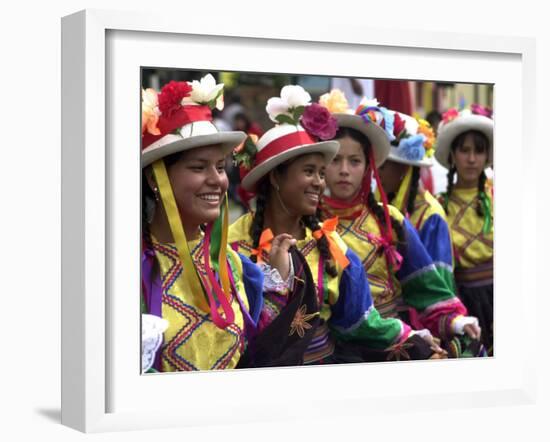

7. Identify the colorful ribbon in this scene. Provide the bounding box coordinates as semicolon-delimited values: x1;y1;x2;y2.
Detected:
251;228;274;264
391;166;413;216
479;191;492;235
312;217;350;270
366;232;403;272
152;159;235;328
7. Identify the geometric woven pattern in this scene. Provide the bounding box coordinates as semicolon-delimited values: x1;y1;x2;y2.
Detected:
445;187;493;270
152;237;245;372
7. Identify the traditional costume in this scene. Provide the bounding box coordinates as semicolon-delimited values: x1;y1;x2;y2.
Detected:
435;105;494;354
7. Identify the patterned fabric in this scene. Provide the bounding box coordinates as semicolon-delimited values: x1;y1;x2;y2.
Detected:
228;213;412;358
409;190;455;292
441;186;493;273
146;234;260;371
319;200;468;340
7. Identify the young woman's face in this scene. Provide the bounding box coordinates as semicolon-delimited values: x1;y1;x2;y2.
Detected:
274;153;326;216
377;159;410;196
324;135;366;202
451;133;488;187
167;145;229;227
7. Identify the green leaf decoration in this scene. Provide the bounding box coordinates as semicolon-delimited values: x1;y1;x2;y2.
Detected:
275;114;296;125
292;106;305;121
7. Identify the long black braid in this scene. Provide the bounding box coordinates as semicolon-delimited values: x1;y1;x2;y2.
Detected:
249;179;269;264
406;166;421;217
335;126;404;245
301;211;338;277
249;166;338;277
366;191;405;244
142;168;156;231
443;162;456;215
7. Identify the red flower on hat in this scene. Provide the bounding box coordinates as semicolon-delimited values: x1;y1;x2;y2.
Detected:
300;103;338;140
393;112;406;138
158;81;193;117
442;108;459;124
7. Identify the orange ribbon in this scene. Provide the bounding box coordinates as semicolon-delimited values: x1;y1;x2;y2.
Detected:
312;217;350;270
251;228;274;264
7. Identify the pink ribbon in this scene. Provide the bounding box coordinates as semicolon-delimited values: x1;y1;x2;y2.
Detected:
366;232;403;272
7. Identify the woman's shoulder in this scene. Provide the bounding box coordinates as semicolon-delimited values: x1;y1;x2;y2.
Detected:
228;212;254;244
420;190;446;219
385;203;405;223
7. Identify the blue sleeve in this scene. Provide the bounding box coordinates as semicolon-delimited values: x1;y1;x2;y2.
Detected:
329;248;407;347
329;248;373;329
397;218;439;280
239;253;264;324
417;213;453;267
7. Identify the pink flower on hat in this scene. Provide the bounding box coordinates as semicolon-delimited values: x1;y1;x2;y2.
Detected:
442;108;459;124
300;103;338;140
471;104;493;118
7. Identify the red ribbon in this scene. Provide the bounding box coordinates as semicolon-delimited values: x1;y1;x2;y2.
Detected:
142;105;212;149
254;131;315;166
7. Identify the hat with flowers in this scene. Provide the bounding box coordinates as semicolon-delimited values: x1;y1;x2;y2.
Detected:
318;89;393;167
435;104;494;169
385;111;436;167
141;73;246;168
237;85;340;192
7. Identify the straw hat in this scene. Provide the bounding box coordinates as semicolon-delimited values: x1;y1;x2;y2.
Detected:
238;85;340;192
318;90;393;167
141;74;246;168
384;111;436;167
435;105;494;169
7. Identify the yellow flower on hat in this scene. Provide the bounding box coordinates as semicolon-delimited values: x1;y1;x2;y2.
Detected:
416;117;435;154
319;88;349;114
141;88;161;135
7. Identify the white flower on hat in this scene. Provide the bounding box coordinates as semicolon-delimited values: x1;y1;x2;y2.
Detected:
266;85;312;123
141;88;161;135
184;73;225;110
358;97;380;108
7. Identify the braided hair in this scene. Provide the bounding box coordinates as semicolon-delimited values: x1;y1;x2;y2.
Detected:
249;162;338;277
335;126;405;244
444;130;489;218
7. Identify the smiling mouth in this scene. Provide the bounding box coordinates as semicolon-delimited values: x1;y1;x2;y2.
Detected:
196;193;221;203
305;191;320;201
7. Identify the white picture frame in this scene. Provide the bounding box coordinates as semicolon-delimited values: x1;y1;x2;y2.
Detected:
61;9;538;433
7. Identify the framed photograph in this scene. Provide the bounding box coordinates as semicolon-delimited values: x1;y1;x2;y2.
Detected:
62;9;537;433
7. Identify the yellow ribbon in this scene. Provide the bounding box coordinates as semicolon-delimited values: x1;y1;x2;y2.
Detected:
251;228;274;264
312;217;350;270
392;166;413;214
152;160;209;313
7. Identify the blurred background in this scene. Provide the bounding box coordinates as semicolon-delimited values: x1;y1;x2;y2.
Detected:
142;69;493;221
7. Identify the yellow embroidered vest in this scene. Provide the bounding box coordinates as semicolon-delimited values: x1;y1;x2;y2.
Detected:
151;235;248;371
334;205;404;318
445;187;494;270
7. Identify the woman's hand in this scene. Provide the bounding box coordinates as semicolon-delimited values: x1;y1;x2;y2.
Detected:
463;323;482;340
415;329;448;358
268;233;296;281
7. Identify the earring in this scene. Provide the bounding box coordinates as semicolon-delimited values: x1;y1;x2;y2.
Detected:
274;183;280;192
153;186;160;202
